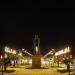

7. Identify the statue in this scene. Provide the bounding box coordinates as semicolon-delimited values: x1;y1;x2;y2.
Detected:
33;33;40;55
32;33;41;68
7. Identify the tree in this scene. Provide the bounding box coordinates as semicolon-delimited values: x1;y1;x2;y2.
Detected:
64;59;70;71
3;57;11;71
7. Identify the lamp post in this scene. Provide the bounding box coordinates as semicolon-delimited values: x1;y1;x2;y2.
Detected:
1;55;3;75
52;49;55;67
68;47;70;75
65;47;70;75
4;54;8;71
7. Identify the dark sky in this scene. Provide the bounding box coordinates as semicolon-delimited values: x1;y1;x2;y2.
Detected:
0;0;75;55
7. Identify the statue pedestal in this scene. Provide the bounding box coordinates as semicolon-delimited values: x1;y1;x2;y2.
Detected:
32;55;41;68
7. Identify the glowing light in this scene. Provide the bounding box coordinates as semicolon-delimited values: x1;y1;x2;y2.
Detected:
41;61;45;64
25;59;27;62
13;50;16;54
18;53;22;56
55;47;70;56
5;46;16;54
11;61;14;64
67;46;70;52
24;50;33;56
43;49;55;58
52;49;54;51
46;61;49;64
5;46;9;52
22;48;25;51
1;55;3;59
29;60;32;64
36;46;38;54
11;49;12;52
5;54;8;58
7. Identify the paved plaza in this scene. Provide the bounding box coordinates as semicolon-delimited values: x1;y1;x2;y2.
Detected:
0;66;69;75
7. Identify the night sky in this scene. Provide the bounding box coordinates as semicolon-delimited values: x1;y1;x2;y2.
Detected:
0;0;75;55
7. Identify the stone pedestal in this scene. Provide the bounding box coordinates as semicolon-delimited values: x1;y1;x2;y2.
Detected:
32;55;41;68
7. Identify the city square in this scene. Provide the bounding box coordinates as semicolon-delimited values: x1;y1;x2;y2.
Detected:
0;34;75;75
0;1;75;75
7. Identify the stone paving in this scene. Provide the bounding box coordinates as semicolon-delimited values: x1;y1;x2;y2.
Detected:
0;65;72;75
2;67;69;75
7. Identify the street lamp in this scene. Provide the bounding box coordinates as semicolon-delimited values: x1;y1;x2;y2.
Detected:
22;48;25;51
52;49;55;67
4;54;8;71
1;55;3;59
68;46;71;75
1;55;3;75
5;54;8;58
18;52;22;56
